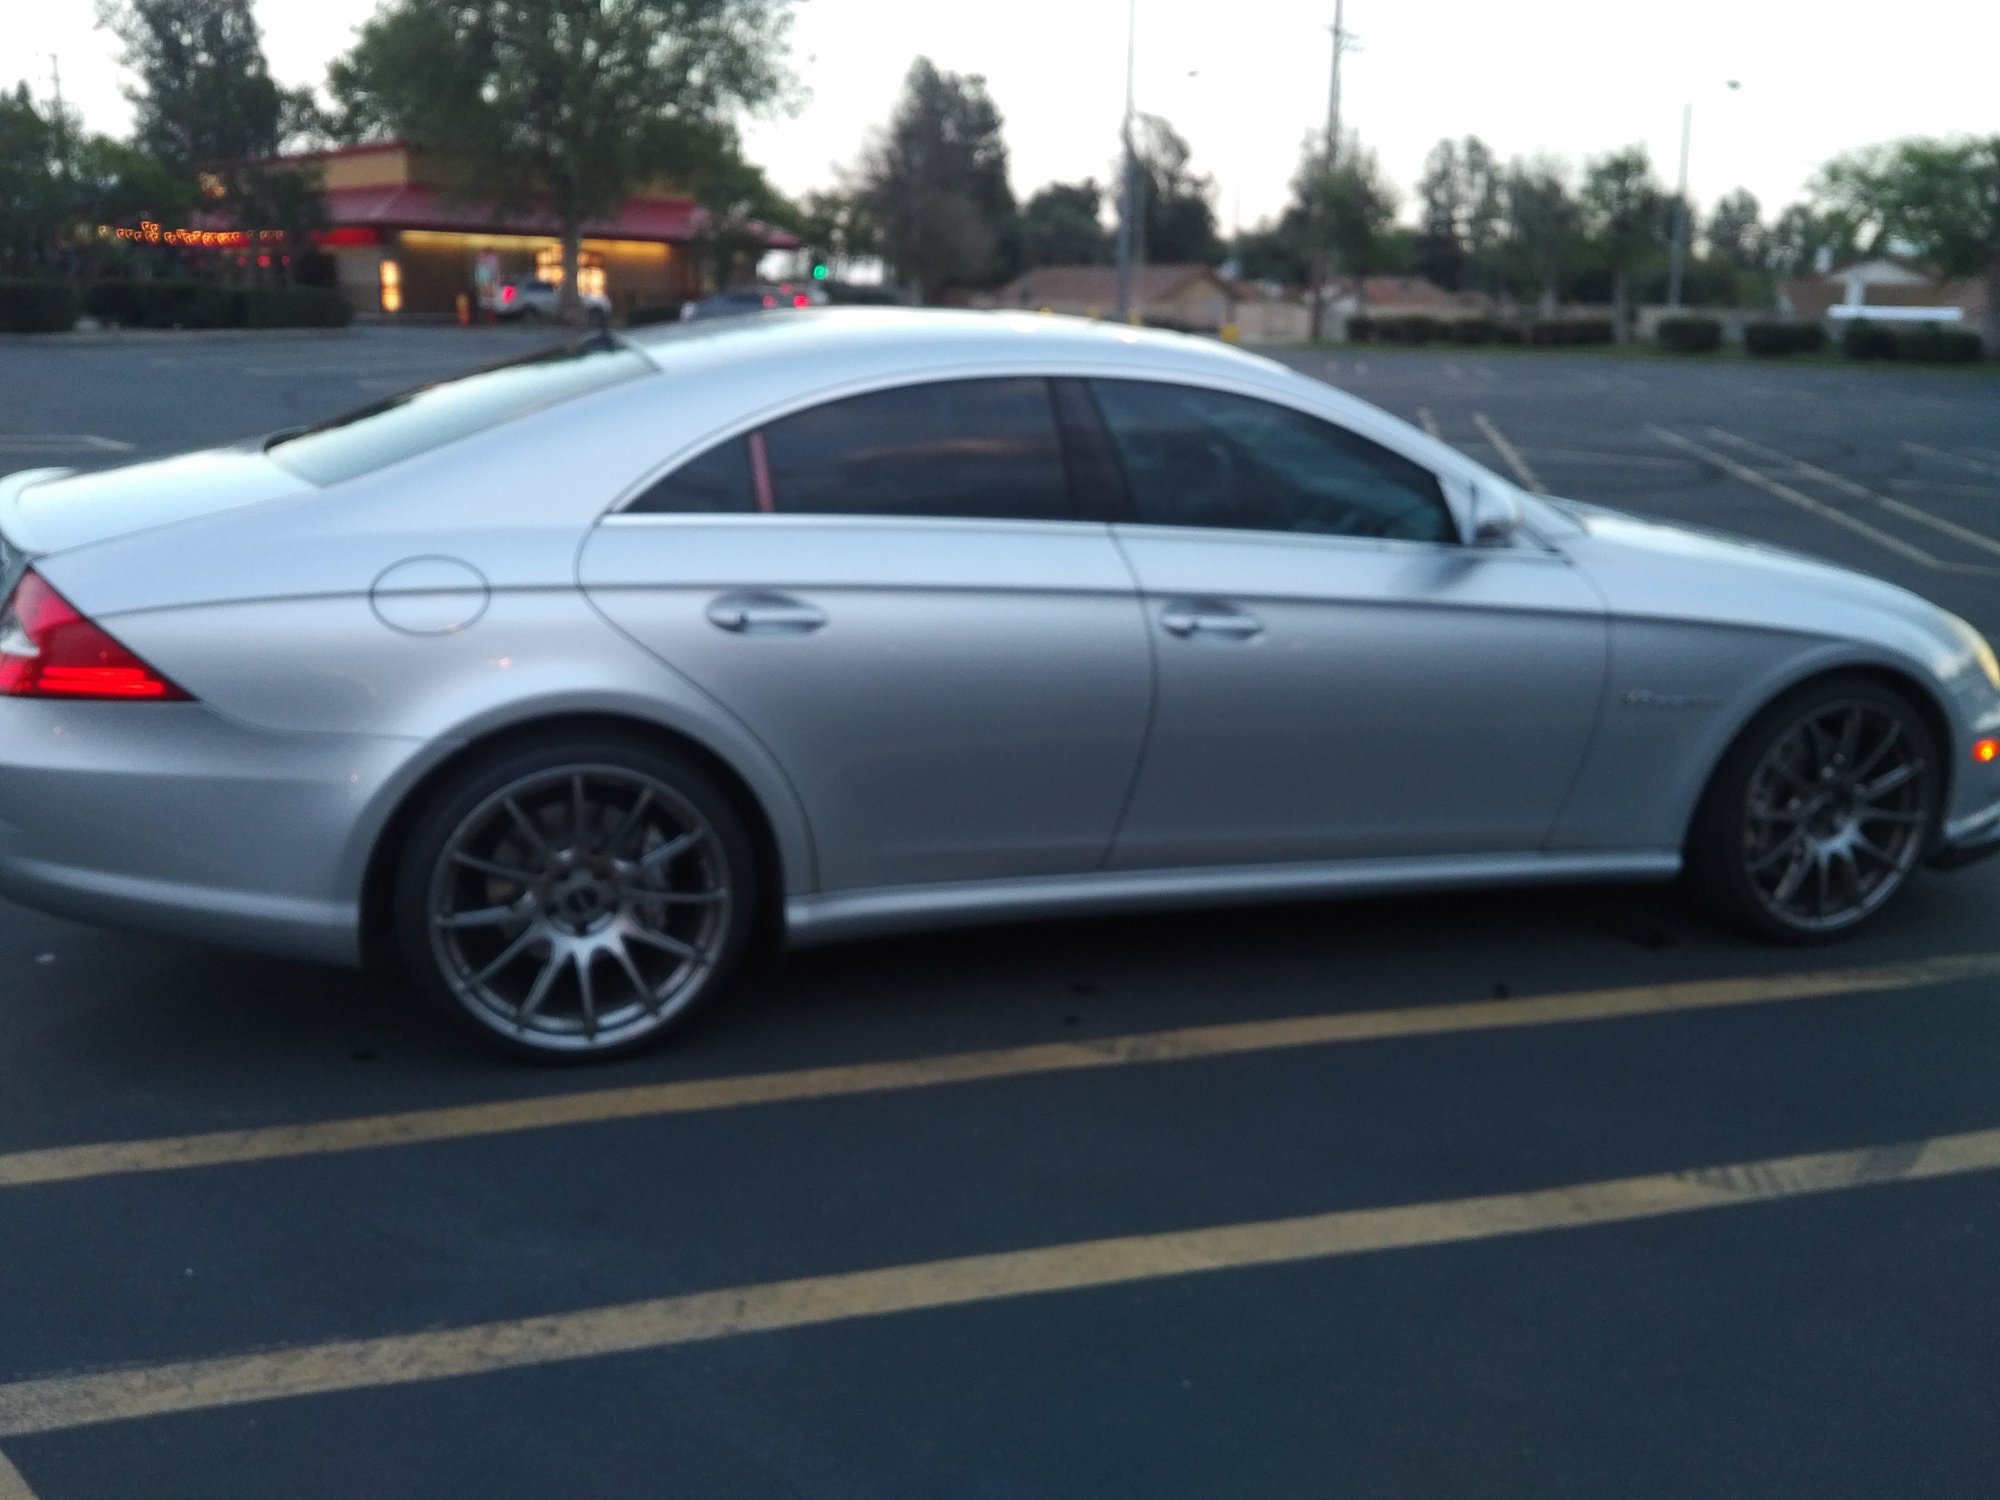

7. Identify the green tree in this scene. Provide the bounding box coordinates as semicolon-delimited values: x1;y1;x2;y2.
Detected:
0;84;67;272
796;188;878;275
329;0;797;316
1818;135;2000;354
98;0;323;273
1500;156;1579;315
1129;114;1222;265
855;57;1017;302
1580;145;1664;342
1018;179;1109;267
1291;130;1397;332
1705;188;1762;267
1763;202;1863;277
1412;135;1501;294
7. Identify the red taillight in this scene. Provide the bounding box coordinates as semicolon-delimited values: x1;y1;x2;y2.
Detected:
0;570;188;701
792;294;809;307
762;295;776;309
502;285;516;302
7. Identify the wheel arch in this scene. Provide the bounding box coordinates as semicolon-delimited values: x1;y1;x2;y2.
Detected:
1684;659;1955;854
355;709;798;969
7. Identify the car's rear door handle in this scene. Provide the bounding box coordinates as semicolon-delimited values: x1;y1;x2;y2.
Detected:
1160;602;1263;641
706;592;827;635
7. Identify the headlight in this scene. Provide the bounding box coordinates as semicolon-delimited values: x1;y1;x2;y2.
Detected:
1947;613;2000;692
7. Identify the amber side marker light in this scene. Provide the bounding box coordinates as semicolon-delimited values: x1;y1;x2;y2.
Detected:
1976;739;2000;765
0;569;189;701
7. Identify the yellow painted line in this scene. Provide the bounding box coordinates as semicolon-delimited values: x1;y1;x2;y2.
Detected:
3;1124;1998;1439
2;954;1997;1193
1706;428;2000;560
1905;442;2000;479
1417;406;1441;438
1650;427;1943;568
1474;412;1545;492
0;1449;36;1500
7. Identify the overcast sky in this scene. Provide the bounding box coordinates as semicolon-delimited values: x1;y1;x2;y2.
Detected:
18;0;1999;230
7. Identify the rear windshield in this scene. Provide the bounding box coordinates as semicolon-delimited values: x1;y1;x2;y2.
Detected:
265;336;650;487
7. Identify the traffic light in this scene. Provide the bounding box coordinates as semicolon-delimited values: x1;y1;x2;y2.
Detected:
810;261;829;281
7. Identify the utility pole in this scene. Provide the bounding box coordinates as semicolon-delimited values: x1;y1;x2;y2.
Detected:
49;54;68;175
1112;0;1139;321
1666;101;1692;310
1306;0;1352;343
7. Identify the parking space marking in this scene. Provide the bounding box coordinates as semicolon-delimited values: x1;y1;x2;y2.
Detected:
1889;478;2000;501
1473;413;1544;492
1904;443;2000;479
1706;428;2000;560
3;1123;1998;1440
0;434;132;453
1417;407;1441;438
3;954;1996;1193
0;1448;36;1500
1650;428;1943;568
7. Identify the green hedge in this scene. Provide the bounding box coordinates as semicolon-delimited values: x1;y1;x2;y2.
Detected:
0;281;80;334
1895;324;1982;363
1656;315;1723;353
83;279;350;330
1743;320;1827;356
1526;317;1614;345
1839;319;1899;360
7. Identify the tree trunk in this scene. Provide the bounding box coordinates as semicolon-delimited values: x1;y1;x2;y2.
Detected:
1612;269;1631;344
559;222;582;324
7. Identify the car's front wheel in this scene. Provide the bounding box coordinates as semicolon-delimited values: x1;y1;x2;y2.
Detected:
1689;676;1939;941
393;735;759;1061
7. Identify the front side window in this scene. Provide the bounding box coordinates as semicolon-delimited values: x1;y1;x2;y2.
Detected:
759;378;1072;522
1089;379;1455;544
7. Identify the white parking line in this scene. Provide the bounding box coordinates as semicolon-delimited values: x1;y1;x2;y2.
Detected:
1904;442;2000;479
0;1447;35;1499
1473;413;1544;492
0;434;132;453
1888;478;2000;500
1707;428;2000;560
1648;427;1942;569
1417;407;1441;439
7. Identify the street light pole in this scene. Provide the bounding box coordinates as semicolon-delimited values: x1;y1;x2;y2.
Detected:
1306;0;1350;343
1666;80;1738;312
1112;0;1138;322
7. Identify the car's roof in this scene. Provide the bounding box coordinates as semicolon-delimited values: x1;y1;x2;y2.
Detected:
621;307;1290;386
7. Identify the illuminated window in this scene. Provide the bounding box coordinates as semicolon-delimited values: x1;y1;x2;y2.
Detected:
534;247;607;298
379;259;403;313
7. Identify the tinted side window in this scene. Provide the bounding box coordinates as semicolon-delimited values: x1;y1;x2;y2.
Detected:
761;378;1072;522
1089;380;1455;544
627;438;757;514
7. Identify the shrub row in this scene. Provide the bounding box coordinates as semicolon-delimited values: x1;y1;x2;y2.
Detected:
1841;320;1982;363
1656;315;1723;353
82;279;351;330
1346;314;1613;346
1742;320;1827;356
0;281;81;334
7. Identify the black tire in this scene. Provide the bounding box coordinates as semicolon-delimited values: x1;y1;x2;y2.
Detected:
392;733;761;1062
1686;675;1939;943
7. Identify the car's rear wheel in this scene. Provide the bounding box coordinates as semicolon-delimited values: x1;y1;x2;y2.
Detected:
393;736;759;1061
1688;676;1939;941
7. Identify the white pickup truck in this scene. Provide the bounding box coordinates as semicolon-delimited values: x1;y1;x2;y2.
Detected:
480;277;612;321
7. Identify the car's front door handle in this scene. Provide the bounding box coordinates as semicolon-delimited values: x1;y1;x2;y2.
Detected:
706;592;827;635
1160;603;1264;641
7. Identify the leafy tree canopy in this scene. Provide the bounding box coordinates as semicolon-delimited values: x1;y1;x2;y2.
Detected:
1019;179;1109;267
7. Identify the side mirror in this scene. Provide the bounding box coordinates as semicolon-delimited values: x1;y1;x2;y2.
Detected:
1468;484;1522;547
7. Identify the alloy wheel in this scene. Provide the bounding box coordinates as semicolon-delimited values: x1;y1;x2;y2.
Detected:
425;765;733;1053
1739;698;1933;934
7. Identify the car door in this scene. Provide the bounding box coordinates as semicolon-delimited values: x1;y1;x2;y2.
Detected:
1082;377;1608;869
579;376;1152;892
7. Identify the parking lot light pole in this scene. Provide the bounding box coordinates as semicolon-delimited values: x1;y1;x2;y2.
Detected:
1667;79;1740;311
1113;0;1138;322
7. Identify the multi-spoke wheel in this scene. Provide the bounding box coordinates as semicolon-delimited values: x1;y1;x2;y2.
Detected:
1689;677;1938;941
394;737;759;1060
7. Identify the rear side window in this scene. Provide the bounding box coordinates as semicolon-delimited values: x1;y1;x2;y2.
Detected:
759;378;1073;522
627;439;757;514
266;337;649;487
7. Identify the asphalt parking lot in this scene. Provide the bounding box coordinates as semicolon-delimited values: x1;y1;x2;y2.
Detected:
1;327;1997;1498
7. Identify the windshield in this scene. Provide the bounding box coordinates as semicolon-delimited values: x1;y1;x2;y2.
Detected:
265;336;650;487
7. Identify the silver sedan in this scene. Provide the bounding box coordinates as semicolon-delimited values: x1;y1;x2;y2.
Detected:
3;311;1998;1059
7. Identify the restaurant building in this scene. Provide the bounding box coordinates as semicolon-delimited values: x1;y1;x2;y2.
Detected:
258;142;797;319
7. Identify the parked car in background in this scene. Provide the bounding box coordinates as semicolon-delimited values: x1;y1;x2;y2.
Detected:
680;283;827;321
481;277;611;322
